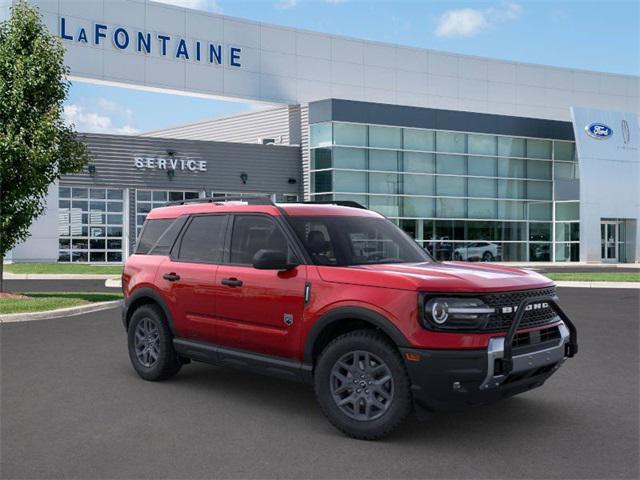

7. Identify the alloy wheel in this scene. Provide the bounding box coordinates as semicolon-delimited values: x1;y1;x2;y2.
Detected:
329;350;394;421
134;318;160;368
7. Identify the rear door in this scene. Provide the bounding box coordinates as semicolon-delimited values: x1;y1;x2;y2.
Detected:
158;214;229;343
214;214;307;359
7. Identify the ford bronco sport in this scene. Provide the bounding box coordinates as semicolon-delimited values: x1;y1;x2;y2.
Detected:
122;197;577;440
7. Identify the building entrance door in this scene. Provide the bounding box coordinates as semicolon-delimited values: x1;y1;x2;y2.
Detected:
601;221;619;262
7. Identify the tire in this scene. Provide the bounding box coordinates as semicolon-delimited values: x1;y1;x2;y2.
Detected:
127;304;181;381
482;251;494;262
453;252;462;261
314;330;412;440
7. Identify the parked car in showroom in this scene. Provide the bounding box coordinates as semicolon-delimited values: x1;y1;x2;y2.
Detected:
453;241;502;262
122;197;577;440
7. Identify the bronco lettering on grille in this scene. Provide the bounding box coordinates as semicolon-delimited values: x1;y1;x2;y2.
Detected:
500;302;549;314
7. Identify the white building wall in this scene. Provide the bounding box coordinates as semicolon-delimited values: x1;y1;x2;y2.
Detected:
0;1;10;22
571;108;640;263
20;0;639;122
9;183;59;262
144;105;301;144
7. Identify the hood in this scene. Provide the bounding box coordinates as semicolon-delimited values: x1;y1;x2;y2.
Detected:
316;261;554;293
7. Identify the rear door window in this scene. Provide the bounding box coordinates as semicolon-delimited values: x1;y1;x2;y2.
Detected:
177;215;228;264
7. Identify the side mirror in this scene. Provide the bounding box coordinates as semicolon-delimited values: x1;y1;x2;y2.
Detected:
252;249;298;270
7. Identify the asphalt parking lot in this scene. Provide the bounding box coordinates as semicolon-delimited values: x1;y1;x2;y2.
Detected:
1;287;638;479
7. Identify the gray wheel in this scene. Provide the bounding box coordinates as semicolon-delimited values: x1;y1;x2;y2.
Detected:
314;330;412;440
127;304;181;381
482;251;494;262
134;318;160;368
330;350;394;421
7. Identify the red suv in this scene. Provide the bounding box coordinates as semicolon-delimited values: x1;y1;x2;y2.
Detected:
122;197;577;439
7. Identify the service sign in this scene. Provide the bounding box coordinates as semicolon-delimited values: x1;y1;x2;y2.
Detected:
134;156;207;172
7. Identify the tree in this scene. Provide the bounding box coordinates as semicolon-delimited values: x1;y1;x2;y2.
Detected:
0;1;90;291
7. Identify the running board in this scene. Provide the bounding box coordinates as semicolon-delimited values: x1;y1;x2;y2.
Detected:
173;338;313;383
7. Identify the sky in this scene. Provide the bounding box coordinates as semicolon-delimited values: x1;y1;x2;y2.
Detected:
63;0;640;135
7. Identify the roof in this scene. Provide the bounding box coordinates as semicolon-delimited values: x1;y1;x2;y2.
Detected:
146;202;380;220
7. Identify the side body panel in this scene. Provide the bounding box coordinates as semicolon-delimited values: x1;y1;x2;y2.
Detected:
214;264;308;358
155;256;219;343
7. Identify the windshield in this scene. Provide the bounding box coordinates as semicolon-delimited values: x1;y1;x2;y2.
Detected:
288;216;432;266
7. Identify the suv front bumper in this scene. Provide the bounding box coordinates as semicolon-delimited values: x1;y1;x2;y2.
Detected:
400;321;573;415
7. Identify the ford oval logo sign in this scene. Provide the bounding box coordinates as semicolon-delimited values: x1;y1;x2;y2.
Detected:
585;123;613;139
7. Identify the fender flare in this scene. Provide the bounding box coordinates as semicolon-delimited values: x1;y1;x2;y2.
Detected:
303;306;409;365
124;287;176;335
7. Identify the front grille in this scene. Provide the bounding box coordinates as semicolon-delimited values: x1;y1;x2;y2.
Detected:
481;287;559;332
512;325;561;349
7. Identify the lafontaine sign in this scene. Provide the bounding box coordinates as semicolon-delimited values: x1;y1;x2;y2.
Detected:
60;17;242;68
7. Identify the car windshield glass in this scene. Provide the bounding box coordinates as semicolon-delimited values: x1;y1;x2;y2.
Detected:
288;216;432;266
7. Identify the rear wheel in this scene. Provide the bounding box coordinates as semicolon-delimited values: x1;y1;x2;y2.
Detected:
314;330;412;440
482;251;494;262
127;304;181;381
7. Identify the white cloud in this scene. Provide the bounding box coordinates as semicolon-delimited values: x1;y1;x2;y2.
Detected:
153;0;222;13
276;0;298;10
435;8;488;38
488;2;523;21
64;100;139;135
435;2;522;38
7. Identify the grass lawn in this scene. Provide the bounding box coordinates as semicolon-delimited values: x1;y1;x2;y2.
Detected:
545;272;640;282
4;263;122;275
0;292;123;315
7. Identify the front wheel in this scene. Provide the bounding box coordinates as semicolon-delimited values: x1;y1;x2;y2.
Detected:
482;251;494;262
127;304;181;381
314;330;412;440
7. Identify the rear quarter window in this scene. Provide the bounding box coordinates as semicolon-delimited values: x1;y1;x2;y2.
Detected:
136;218;179;254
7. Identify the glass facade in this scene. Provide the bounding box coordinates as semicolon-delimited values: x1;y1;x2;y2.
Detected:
309;122;580;262
58;186;125;263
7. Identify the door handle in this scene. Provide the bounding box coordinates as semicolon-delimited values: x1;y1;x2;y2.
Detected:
221;277;243;287
163;272;181;282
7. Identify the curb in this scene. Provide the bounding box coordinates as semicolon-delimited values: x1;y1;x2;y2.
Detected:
3;273;119;280
0;300;122;324
555;281;640;289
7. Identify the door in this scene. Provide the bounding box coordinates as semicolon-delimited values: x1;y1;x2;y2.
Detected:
158;214;229;343
214;214;307;359
601;221;619;262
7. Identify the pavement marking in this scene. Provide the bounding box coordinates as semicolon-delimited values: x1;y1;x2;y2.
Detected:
554;281;640;289
105;278;122;288
0;300;122;324
3;273;119;280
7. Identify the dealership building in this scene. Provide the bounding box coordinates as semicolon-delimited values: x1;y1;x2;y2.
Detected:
4;0;639;264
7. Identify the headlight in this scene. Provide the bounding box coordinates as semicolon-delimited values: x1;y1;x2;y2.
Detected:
422;297;494;330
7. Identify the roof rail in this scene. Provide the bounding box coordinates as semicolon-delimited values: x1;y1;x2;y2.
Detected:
301;200;367;209
166;195;276;207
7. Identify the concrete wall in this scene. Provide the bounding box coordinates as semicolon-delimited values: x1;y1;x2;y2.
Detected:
144;105;301;145
571;107;640;263
24;0;640;122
